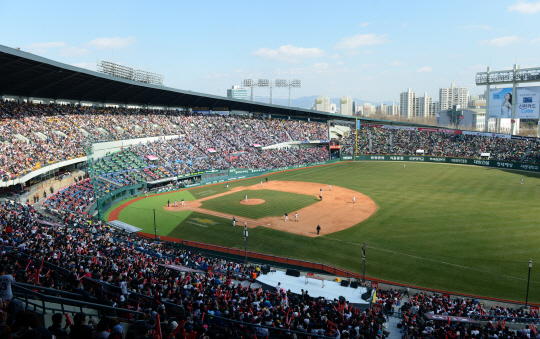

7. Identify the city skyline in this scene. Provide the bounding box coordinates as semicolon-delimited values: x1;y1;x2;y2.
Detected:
1;0;539;103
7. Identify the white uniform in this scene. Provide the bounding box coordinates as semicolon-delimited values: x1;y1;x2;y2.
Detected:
403;164;406;169
353;196;355;204
260;181;263;187
174;200;177;207
285;214;288;221
227;183;229;189
245;194;248;202
329;185;331;191
521;178;523;184
295;213;298;222
0;275;15;300
181;198;185;205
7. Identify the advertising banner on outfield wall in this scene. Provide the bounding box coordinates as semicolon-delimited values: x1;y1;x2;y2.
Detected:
352;154;540;172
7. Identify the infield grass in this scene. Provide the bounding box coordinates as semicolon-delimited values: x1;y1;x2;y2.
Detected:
105;161;540;302
200;189;318;219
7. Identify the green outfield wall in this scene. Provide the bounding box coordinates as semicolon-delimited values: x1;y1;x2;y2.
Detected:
341;154;540;172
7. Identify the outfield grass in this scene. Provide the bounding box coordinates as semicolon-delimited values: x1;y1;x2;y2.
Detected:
200;189;318;219
105;162;540;302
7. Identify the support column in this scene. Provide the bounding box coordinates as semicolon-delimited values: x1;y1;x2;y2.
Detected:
511;64;518;135
484;67;491;132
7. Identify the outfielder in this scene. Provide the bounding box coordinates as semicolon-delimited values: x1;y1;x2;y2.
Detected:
521;178;523;184
232;217;236;227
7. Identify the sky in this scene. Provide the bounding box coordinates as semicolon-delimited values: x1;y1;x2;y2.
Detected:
1;0;540;104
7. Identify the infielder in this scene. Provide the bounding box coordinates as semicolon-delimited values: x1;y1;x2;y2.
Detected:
295;212;298;222
181;198;185;206
353;196;355;204
284;213;288;221
329;185;331;191
174;200;177;207
320;188;323;196
260;181;263;187
232;217;236;227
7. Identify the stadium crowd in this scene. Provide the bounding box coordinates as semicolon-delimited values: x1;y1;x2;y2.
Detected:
0;200;391;339
341;125;536;163
0;101;329;181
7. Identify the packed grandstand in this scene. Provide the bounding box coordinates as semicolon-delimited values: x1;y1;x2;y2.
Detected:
2;100;540;338
1;200;539;339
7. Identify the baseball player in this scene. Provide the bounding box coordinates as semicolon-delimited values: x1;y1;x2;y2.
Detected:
167;200;170;207
521;178;523;184
174;200;177;207
227;183;229;189
295;212;298;222
353;196;355;204
260;181;263;187
244;221;247;227
245;194;248;202
320;188;322;196
284;213;288;221
265;177;268;183
181;198;185;206
404;164;406;169
329;184;331;191
145;190;148;198
232;217;236;227
316;225;321;235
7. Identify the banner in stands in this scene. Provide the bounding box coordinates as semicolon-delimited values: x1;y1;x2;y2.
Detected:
515;86;540;119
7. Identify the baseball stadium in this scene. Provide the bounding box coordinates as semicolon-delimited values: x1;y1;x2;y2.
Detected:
2;43;540;337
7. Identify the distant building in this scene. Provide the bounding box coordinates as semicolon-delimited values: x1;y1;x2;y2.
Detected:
227;85;248;100
437;107;519;133
418;93;435;117
340;95;353;115
400;88;417;118
362;102;373;116
330;103;337;114
313;95;331;112
385;103;400;116
439;83;469;110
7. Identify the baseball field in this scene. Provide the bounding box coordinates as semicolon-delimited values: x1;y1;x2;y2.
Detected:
105;161;540;303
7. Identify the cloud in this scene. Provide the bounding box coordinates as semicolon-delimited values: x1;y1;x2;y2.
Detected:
335;61;344;66
58;47;90;57
389;60;407;66
86;37;136;50
359;22;372;27
447;53;465;59
508;1;540;13
416;66;433;73
359;63;377;68
531;38;540;44
252;44;326;63
334;33;388;50
479;36;524;46
24;41;67;54
460;24;491;30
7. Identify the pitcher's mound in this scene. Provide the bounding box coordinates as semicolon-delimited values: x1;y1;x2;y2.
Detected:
240;199;265;205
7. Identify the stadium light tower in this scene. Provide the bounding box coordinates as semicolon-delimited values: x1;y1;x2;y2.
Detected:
242;79;256;101
275;79;301;106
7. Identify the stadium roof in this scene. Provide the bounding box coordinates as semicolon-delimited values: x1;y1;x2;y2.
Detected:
0;44;432;126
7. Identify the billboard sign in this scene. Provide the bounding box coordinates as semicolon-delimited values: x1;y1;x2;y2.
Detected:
489;86;540;119
515;87;540;119
488;88;513;118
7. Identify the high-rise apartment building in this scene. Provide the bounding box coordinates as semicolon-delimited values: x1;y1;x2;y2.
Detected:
340;95;353;115
227;85;248;100
418;93;436;117
439;83;469;110
385;103;400;116
400;88;417;118
313;95;331;112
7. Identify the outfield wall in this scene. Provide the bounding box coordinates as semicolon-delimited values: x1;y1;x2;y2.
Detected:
341;154;540;172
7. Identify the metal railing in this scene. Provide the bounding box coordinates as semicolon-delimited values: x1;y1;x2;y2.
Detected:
13;284;144;321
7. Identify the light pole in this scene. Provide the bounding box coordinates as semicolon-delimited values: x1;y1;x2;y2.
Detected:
362;243;367;282
243;222;248;264
526;258;532;307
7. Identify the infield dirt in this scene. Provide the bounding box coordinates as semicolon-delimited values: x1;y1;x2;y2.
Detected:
163;180;377;237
